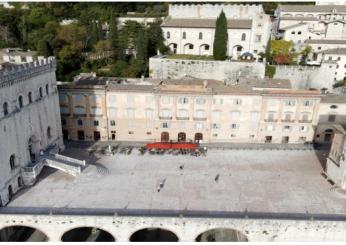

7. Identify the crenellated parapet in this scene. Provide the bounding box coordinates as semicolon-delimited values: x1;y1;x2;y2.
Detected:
168;3;265;19
0;57;56;88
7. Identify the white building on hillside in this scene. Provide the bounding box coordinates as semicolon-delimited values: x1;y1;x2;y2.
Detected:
161;4;272;59
275;4;346;50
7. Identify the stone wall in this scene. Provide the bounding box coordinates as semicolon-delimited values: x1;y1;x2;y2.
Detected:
0;57;64;206
273;63;337;92
1;212;346;242
149;57;265;81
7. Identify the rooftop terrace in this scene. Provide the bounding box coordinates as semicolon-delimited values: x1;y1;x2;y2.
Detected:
7;144;346;217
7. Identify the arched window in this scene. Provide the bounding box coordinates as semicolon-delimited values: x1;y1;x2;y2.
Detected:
45;84;49;95
3;102;9;116
183;32;186;39
18;95;23;108
9;154;15;170
39;87;43;98
241;33;246;41
199;32;203;40
47;126;52;139
167;31;170;39
28;92;32;104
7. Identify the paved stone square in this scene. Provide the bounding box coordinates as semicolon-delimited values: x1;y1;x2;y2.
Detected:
8;146;346;215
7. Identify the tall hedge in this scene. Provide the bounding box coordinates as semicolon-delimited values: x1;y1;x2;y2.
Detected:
213;11;228;60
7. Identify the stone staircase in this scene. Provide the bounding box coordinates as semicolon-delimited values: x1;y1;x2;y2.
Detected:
22;153;85;186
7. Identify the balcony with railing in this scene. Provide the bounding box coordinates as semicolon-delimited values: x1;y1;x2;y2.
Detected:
194;117;207;121
176;116;189;120
281;119;295;123
264;119;278;122
299;119;312;123
159;116;173;120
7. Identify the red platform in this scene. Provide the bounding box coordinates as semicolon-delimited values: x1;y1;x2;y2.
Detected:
146;142;198;150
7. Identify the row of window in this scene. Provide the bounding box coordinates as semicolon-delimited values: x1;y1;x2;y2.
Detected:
63;94;314;108
166;31;247;41
2;84;49;117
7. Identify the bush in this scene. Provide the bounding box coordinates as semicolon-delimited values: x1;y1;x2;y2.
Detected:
265;65;276;78
110;60;128;77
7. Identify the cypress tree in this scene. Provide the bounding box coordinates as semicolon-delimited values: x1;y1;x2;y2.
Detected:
213;10;228;60
90;20;99;47
97;21;104;41
109;13;118;49
265;36;272;64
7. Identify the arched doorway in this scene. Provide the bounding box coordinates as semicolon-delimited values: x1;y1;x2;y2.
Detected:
199;44;210;55
195;228;248;242
28;135;40;163
130;228;179;242
195;133;203;142
232;45;243;59
324;129;334;142
0;226;49;241
161;132;169;142
178;132;186;142
61;227;115;242
183;43;194;55
168;43;177;54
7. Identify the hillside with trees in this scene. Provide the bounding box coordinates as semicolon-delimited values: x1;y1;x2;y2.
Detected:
0;2;168;81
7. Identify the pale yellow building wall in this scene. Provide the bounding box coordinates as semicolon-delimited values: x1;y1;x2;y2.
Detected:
59;87;322;144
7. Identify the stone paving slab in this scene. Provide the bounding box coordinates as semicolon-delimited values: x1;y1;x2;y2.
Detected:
8;146;346;216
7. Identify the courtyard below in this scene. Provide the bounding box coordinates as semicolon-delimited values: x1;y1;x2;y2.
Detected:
7;144;346;216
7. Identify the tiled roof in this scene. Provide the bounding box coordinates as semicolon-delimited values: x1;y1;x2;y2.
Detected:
279;4;346;13
280;16;318;21
305;39;346;44
321;94;346;103
320;48;346;55
161;17;252;29
279;22;308;30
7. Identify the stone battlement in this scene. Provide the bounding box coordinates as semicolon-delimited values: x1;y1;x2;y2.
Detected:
0;57;56;88
169;3;264;19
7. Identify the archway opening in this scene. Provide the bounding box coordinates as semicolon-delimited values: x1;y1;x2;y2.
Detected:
28;135;40;163
178;132;186;142
195;228;248;242
161;132;169;142
232;45;243;59
0;226;48;241
130;228;178;242
183;43;194;55
195;133;203;142
168;43;177;54
199;44;210;55
61;227;115;242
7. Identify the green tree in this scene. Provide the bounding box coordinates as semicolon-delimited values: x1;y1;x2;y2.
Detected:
300;45;312;65
110;60;128;77
57;23;87;51
108;13;118;49
271;40;294;56
147;18;167;56
213;10;228;60
90;20;99;48
97;20;103;41
134;28;148;76
57;45;83;81
265;36;272;64
37;39;51;57
333;80;346;89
